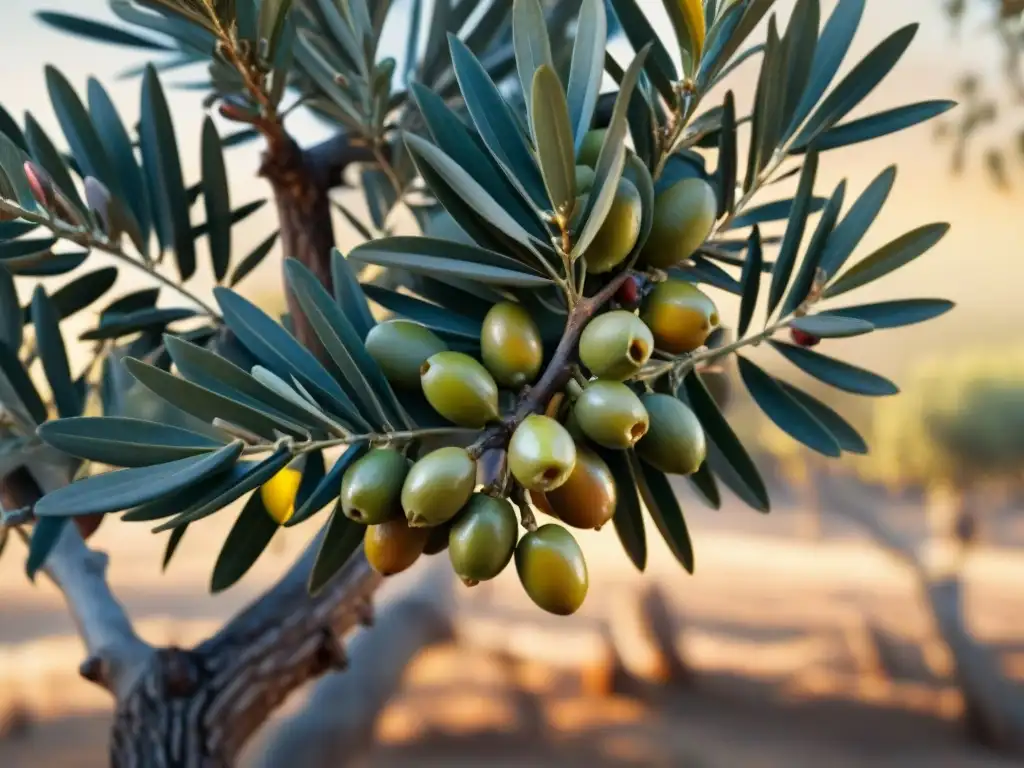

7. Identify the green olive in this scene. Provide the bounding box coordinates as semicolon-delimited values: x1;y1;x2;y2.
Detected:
480;302;543;388
420;350;500;427
575;164;596;195
364;518;430;576
508;414;577;492
577;129;606;168
515;524;589;615
365;320;448;389
340;448;408;524
636;393;707;476
402;446;477;527
639;178;718;269
581;178;642;274
544;444;617;530
578;310;654;381
448;493;519;585
640;280;720;355
572;380;649;449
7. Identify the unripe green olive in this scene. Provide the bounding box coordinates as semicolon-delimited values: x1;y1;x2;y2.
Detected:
640;280;720;355
480;302;543;388
577;129;606;168
639;178;718;269
365;320;448;389
420;351;500;427
402;446;477;527
575;164;596;195
448;493;519;585
508;414;577;492
573;380;649;449
515;524;589;615
636;393;707;475
364;518;429;576
340;448;408;524
543;444;617;530
581;178;642;274
578;311;654;381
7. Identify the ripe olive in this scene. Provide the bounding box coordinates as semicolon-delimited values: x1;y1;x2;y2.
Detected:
578;310;654;381
448;493;519;585
340;448;408;524
572;380;649;449
402;446;477;527
420;350;500;427
365;320;448;389
639;178;718;269
260;465;303;525
508;414;578;492
481;302;543;388
364;518;429;576
640;280;719;355
543;444;617;530
636;393;707;475
515;524;589;615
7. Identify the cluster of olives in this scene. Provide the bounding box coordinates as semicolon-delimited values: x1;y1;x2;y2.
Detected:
339;132;722;615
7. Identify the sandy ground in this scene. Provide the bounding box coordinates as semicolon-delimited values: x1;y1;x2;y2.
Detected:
1;480;1022;767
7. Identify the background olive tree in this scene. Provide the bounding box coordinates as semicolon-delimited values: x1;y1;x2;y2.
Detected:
0;0;957;765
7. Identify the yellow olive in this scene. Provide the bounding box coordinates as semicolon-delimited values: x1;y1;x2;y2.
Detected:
480;302;543;388
448;493;519;585
364;518;429;576
640;280;720;355
577;129;606;168
572;380;649;449
402;446;477;527
578;310;654;381
365;319;448;389
515;524;589;616
340;448;408;524
581;177;642;274
260;465;302;525
544;444;617;530
636;393;707;475
420;350;500;427
639;178;718;269
508;414;577;492
575;164;596;195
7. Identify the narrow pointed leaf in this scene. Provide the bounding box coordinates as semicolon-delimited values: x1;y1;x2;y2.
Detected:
35;441;243;517
597;446;646;572
687;459;721;510
795;100;956;152
23;115;87;216
229;231;278;287
781;180;846;316
736;225;762;337
571;45;650;260
79;307;197;341
823;298;954;329
681;372;770;512
663;0;706;75
308;507;366;594
0;341;47;424
767;148;818;317
26;517;69;580
779;0;819;132
39;417;227;467
715;91;737;218
362;284;484;340
211;490;279;592
0;265;19;348
768;340;898;397
824;223;950;298
33;287;80;418
513;0;555;119
331;248;376;340
790;314;873;338
566;0;607;152
738;355;840;457
201;118;232;282
163;524;188;570
28;267;117;325
140;66;194;280
775;379;867;454
608;0;678;103
631;455;694;573
531;66;576;214
819;166;896;279
37;11;171;50
727;195;827;230
794;25;918;148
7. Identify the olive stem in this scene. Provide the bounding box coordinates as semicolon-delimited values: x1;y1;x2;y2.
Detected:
511;486;538;533
241;426;479;457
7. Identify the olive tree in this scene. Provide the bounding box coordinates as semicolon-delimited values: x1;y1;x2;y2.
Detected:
0;0;956;764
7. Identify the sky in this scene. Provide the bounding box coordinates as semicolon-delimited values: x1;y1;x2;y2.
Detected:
1;0;1022;376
